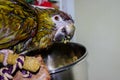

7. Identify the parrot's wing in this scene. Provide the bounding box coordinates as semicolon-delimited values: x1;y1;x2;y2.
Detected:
0;0;37;49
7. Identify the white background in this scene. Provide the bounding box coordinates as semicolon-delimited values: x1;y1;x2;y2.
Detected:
74;0;120;80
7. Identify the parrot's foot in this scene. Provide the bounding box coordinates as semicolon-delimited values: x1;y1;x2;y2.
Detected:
0;49;13;66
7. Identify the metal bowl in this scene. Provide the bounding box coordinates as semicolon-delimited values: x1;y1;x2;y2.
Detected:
42;42;87;72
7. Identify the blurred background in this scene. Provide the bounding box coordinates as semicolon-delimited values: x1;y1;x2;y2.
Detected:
74;0;120;80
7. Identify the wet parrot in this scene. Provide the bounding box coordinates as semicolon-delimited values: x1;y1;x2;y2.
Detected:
0;0;75;53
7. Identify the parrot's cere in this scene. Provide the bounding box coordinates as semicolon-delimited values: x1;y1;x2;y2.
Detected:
0;0;75;80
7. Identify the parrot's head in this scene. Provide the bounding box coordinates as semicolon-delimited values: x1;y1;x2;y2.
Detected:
35;8;75;48
51;10;75;43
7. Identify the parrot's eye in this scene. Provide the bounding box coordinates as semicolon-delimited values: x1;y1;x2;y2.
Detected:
54;16;59;21
52;15;62;22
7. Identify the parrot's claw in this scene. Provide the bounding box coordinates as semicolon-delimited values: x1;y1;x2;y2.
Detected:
20;51;28;55
0;49;13;66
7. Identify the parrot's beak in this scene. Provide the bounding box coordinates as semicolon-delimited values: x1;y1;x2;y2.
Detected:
53;22;75;43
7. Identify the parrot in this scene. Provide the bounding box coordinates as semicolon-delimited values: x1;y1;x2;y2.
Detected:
0;0;75;53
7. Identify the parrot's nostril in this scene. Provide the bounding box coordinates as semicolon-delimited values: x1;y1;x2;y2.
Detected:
62;27;67;34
